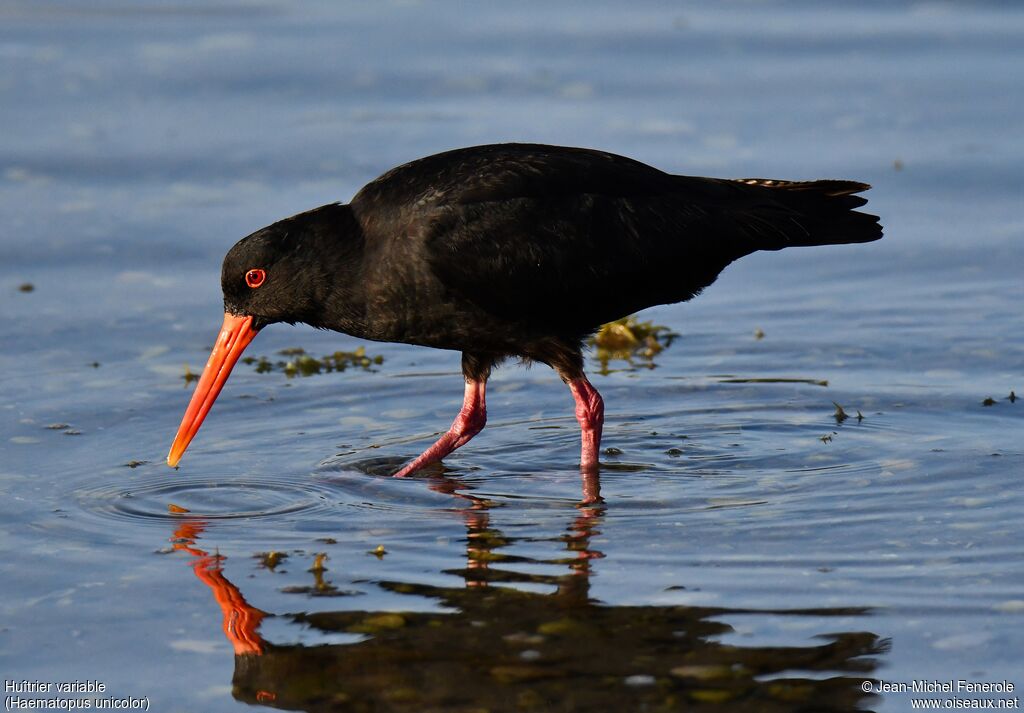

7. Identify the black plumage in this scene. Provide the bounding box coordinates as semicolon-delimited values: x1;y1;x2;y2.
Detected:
171;143;882;475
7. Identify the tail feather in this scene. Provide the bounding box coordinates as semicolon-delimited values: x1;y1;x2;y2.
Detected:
734;177;869;197
729;177;882;250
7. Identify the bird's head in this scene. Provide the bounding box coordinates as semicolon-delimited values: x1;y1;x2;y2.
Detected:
167;204;357;468
220;221;328;330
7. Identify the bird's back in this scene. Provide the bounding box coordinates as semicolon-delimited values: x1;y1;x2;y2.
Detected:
349;144;882;348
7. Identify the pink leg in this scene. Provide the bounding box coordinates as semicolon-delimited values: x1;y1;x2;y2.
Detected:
568;377;604;470
394;379;487;477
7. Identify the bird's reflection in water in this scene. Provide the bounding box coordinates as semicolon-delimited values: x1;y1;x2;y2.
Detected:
170;521;266;656
169;472;888;712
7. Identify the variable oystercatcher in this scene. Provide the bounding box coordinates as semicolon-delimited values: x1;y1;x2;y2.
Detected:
168;143;881;475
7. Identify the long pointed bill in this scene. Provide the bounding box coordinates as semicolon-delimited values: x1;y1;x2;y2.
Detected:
168;313;259;467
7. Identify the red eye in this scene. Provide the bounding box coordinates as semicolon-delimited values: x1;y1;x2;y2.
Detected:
245;268;266;288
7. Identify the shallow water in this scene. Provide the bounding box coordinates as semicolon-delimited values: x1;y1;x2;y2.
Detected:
2;2;1023;712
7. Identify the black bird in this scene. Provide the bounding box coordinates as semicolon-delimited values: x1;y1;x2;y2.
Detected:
168;143;881;475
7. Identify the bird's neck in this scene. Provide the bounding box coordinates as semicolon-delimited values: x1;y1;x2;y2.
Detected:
302;204;372;337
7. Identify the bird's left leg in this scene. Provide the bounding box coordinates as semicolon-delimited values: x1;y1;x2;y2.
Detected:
393;353;492;477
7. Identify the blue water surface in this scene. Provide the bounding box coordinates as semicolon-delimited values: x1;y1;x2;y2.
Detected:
1;2;1022;711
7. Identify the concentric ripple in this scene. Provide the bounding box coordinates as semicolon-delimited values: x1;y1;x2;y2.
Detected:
75;473;339;524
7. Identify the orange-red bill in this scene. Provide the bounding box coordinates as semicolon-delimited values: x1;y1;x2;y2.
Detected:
167;313;259;467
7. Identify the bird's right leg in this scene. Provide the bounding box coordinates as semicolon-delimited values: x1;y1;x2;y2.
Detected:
567;375;604;470
393;353;493;477
552;348;605;472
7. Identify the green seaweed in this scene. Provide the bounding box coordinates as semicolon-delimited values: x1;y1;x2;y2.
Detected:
280;555;363;598
347;613;406;633
588;316;678;375
537;617;588;637
242;346;383;378
256;551;287;570
310;553;328;572
833;402;848;424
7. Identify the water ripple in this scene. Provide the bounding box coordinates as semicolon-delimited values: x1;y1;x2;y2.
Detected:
75;473;338;524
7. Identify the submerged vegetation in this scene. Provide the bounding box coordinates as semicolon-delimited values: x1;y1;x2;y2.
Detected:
833;402;865;424
588;316;678;374
242;346;383;377
181;346;382;385
833;402;848;423
256;551;287;570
